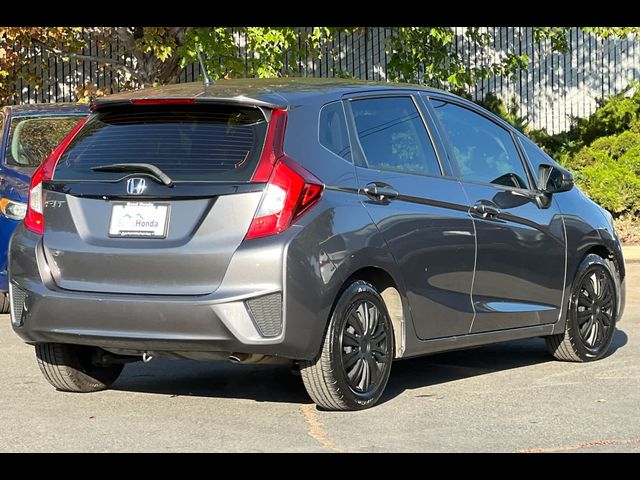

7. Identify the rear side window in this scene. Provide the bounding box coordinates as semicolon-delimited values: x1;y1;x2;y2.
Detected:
430;100;530;189
5;116;84;167
350;96;441;176
319;102;351;161
53;105;268;182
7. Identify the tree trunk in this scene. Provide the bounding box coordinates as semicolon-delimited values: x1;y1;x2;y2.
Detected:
113;27;189;87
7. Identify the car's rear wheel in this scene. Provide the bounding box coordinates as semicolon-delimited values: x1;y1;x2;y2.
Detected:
35;343;124;392
545;254;618;362
0;293;9;314
300;280;394;411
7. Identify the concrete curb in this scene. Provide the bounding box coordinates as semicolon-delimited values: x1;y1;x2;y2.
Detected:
623;245;640;263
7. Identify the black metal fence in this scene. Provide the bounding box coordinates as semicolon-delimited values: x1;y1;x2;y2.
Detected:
13;27;640;134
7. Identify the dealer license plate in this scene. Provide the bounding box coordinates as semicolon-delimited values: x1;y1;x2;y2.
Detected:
108;202;169;238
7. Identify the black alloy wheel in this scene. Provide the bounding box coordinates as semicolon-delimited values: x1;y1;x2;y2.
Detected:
546;254;619;362
574;268;615;352
341;300;391;394
300;280;395;410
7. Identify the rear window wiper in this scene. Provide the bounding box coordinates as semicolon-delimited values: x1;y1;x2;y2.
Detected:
91;163;173;186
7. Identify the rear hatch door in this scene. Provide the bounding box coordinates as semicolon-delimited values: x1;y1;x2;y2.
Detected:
42;103;269;295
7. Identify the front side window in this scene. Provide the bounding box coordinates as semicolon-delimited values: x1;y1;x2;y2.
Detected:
430;100;530;189
350;96;441;176
5;116;84;167
520;137;555;168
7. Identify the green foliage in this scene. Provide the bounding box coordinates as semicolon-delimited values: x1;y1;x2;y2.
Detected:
3;27;639;105
180;27;342;81
386;27;529;91
0;27;344;103
386;27;640;96
580;156;640;214
0;27;85;103
529;82;640;161
476;92;530;133
475;84;640;225
573;87;640;145
541;85;640;219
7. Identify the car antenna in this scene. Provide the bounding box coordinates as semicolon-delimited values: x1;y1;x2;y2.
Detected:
195;44;213;90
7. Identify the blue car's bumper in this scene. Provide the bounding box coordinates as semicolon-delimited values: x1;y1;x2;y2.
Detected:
0;215;20;292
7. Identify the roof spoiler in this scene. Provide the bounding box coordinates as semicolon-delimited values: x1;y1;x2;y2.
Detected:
90;96;285;111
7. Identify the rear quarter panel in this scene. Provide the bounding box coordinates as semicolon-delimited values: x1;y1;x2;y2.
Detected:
282;97;414;359
285;189;410;359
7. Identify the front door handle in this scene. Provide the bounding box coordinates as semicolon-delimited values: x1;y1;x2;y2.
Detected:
363;182;399;203
471;201;501;218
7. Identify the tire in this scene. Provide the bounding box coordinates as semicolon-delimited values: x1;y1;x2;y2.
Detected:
35;343;124;392
300;280;394;411
0;292;8;314
545;254;618;362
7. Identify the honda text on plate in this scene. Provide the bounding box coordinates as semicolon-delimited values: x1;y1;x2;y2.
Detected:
8;79;625;410
1;103;88;314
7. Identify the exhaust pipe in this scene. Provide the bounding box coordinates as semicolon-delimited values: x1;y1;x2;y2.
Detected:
142;351;154;363
228;353;287;365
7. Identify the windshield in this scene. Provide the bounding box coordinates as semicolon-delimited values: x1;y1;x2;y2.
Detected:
5;115;85;168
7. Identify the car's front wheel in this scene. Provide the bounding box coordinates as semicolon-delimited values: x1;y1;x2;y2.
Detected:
545;254;619;362
300;280;394;411
35;343;124;392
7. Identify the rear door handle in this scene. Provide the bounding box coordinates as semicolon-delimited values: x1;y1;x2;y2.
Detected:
363;182;399;203
471;201;501;218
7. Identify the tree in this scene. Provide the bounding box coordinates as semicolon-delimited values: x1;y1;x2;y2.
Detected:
0;27;343;104
385;27;640;94
2;27;639;105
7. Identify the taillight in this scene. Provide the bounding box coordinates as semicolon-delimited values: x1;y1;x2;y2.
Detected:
245;109;323;240
24;116;89;235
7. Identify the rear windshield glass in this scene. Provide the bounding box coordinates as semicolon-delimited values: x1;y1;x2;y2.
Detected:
53;105;268;182
5;116;85;168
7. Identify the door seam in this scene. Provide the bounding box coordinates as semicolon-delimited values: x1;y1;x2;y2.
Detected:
460;180;479;334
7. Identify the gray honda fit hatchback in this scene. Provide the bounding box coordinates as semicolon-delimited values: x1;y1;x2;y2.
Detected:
9;78;625;410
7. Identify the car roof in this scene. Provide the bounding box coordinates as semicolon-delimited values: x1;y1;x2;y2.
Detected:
4;102;89;117
91;77;451;109
89;78;520;135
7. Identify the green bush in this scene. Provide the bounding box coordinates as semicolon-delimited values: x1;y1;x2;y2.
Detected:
533;82;640;159
477;92;531;133
610;130;640;159
558;128;640;217
580;155;640;214
477;85;640;240
573;95;640;145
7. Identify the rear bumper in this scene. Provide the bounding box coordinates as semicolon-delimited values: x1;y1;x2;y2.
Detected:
11;285;291;356
8;223;319;360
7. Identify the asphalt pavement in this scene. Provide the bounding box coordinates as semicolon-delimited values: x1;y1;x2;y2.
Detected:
1;266;638;452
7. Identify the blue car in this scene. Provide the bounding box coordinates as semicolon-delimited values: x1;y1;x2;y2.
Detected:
1;103;88;312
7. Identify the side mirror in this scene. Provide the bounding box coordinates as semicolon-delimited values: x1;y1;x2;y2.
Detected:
538;164;574;194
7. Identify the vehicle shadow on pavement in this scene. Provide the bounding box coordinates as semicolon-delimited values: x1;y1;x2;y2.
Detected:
113;359;313;404
380;329;629;405
111;330;628;406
